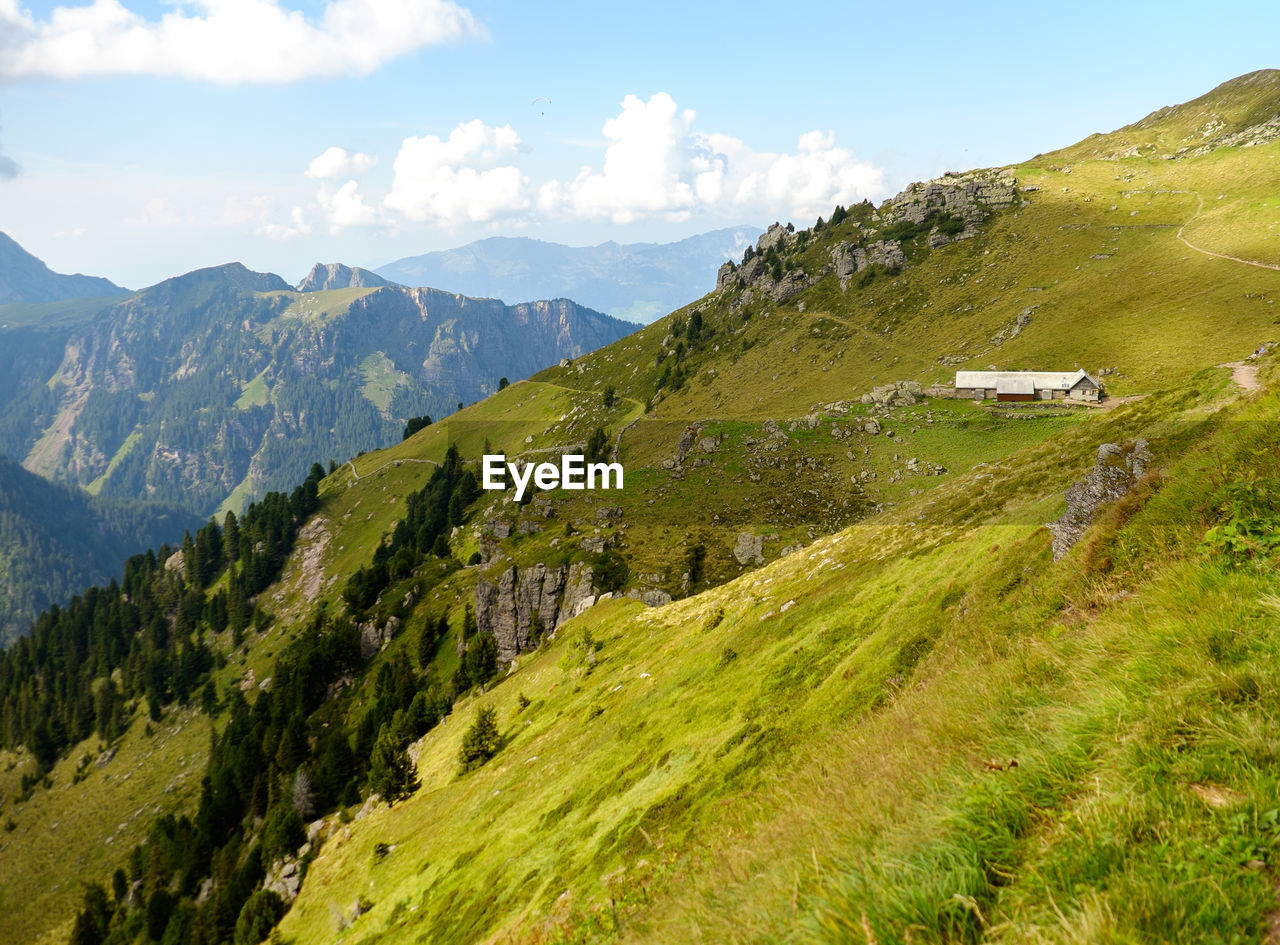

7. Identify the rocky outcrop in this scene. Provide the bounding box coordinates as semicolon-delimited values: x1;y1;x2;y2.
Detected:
1047;440;1153;560
831;240;907;288
771;269;815;303
475;561;597;662
296;263;397;292
861;380;924;408
358;615;402;660
882;169;1018;227
756;222;793;253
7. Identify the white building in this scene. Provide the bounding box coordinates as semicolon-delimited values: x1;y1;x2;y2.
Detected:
954;370;1101;402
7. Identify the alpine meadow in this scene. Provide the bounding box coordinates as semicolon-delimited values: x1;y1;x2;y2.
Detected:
3;68;1280;945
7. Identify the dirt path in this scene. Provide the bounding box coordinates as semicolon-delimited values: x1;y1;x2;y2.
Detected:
1177;191;1280;272
1218;361;1260;391
347;456;437;484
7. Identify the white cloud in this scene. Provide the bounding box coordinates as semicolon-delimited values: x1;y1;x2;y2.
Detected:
305;146;377;180
384;120;529;227
539;93;884;225
537;93;706;224
256;207;311;241
318;180;377;233
0;0;484;83
127;196;179;226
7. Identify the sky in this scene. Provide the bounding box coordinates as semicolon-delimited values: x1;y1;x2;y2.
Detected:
1;0;1278;289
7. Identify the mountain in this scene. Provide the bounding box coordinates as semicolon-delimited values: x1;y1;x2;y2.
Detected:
296;262;399;292
0;264;636;517
0;455;197;645
375;226;761;323
0;231;126;304
5;73;1280;945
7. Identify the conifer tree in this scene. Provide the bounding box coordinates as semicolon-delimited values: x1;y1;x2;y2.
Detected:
368;726;419;804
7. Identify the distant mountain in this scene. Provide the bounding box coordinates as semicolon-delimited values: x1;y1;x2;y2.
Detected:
296;262;399;292
0;231;127;304
0;455;197;645
0;263;636;516
376;226;762;323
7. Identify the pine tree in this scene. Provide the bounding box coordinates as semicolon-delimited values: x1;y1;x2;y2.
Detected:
367;726;419;804
458;705;500;773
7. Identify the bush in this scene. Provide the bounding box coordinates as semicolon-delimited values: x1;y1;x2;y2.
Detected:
458;706;501;773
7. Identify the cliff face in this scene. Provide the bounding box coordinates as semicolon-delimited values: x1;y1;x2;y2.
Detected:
475;561;596;661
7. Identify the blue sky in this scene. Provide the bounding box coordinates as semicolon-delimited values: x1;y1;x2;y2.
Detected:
1;0;1278;288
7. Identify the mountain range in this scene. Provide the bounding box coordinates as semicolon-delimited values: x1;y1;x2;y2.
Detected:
375;226;761;323
0;262;636;518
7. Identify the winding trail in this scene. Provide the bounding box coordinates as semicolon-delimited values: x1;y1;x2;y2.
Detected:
1176;191;1280;272
346;456;438;484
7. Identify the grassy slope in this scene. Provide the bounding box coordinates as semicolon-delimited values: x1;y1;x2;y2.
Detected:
277;359;1280;945
0;708;208;945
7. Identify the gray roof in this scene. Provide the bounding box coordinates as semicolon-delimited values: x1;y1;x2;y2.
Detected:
955;369;1100;391
997;376;1035;395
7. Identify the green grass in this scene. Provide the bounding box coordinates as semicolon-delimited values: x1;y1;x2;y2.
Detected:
269;365;1280;944
234;369;271;409
360;351;412;418
0;707;207;945
85;429;141;495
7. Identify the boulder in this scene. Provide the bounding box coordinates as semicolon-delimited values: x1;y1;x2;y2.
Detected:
733;531;764;566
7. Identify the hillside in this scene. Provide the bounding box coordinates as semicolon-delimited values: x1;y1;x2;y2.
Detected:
0;232;126;305
3;72;1280;945
0;265;637;517
0;456;198;644
376;227;761;323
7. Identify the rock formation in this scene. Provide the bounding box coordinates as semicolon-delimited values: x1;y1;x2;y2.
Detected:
474;561;596;662
1047;439;1153;560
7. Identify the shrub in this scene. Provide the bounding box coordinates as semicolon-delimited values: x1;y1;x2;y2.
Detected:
234;890;286;945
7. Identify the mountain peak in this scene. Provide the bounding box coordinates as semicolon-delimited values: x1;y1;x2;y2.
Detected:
0;231;127;304
1052;68;1280;162
296;262;397;292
